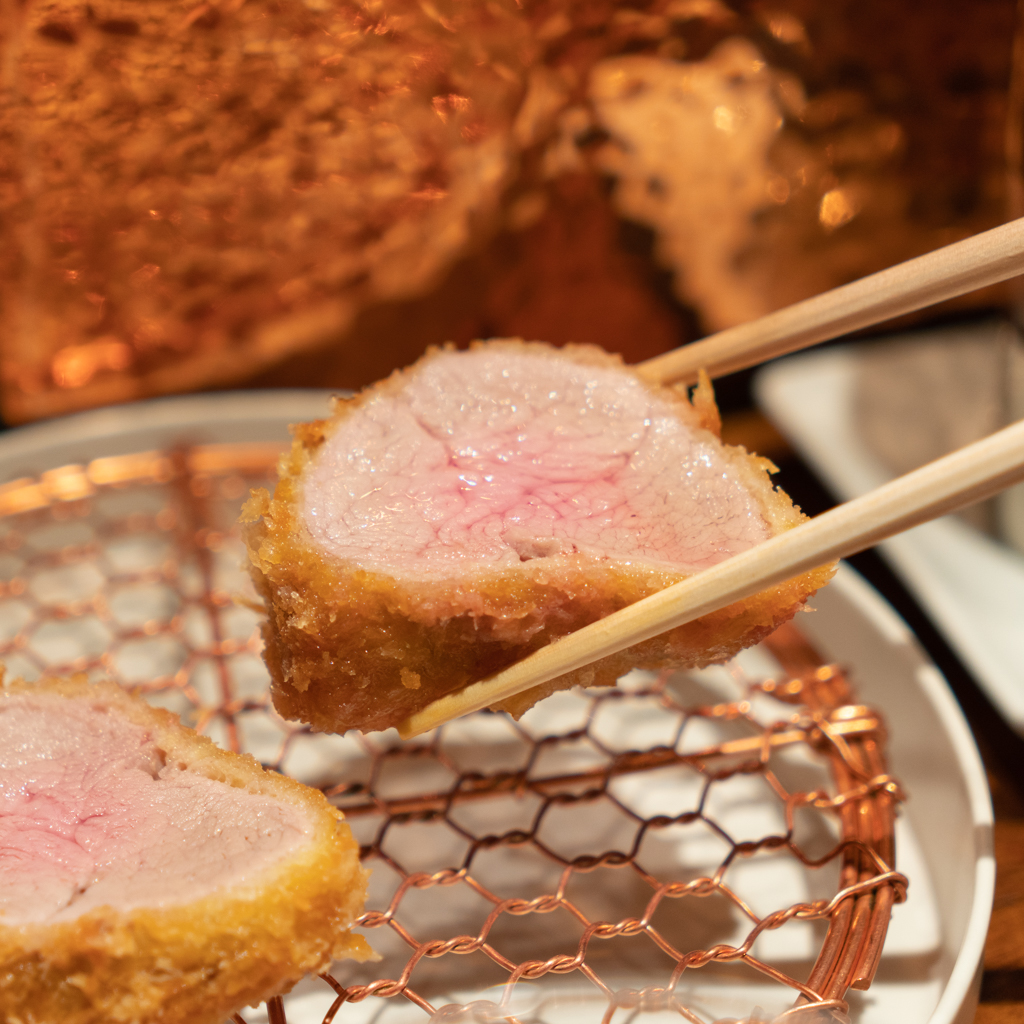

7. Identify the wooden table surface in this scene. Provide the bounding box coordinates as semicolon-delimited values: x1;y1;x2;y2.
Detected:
975;756;1024;1022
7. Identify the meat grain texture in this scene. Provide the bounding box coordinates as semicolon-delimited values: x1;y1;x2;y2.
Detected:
0;675;371;1024
243;341;835;734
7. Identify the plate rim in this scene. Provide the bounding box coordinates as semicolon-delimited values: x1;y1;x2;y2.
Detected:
754;339;1024;734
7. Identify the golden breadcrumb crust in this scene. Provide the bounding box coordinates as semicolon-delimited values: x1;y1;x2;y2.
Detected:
0;675;372;1024
242;341;835;734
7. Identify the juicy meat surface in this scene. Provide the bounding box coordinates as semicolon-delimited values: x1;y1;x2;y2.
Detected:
302;346;770;577
244;341;834;733
0;692;308;925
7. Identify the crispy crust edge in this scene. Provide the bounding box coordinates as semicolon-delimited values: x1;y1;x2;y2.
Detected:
0;674;373;1024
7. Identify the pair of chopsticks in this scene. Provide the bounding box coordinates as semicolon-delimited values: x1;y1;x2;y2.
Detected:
397;218;1024;739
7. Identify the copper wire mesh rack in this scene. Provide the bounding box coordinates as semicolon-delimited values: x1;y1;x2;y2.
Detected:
0;442;908;1024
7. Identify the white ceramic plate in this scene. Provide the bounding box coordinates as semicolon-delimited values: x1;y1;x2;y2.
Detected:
755;340;1024;737
0;393;993;1024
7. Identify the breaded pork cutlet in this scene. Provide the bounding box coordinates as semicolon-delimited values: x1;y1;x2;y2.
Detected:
0;675;371;1024
0;0;533;421
242;341;834;734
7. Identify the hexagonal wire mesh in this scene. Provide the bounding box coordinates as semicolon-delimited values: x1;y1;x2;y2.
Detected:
0;444;906;1024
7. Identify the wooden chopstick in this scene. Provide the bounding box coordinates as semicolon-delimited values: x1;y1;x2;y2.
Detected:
636;216;1024;386
397;417;1024;738
396;219;1024;737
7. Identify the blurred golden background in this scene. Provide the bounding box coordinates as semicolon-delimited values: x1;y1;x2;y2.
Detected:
2;0;1021;422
